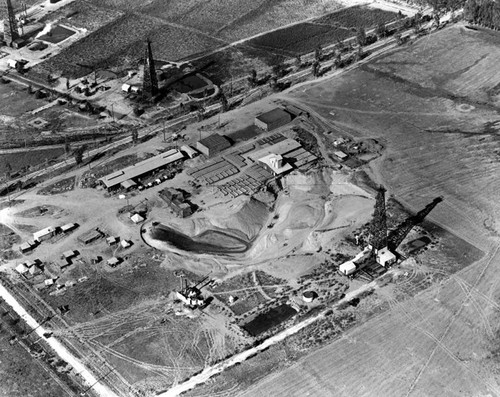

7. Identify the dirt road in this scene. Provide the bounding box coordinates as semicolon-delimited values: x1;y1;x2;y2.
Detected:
0;282;118;397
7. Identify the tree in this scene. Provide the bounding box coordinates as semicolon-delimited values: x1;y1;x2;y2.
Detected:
314;45;323;61
219;89;229;112
131;129;139;144
4;162;12;179
248;69;257;88
376;22;387;38
334;52;342;68
295;55;302;69
74;146;85;165
357;26;367;46
312;60;321;77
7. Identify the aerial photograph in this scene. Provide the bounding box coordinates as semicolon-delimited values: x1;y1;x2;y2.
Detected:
0;0;499;396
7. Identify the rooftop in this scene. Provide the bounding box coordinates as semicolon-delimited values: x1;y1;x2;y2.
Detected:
255;108;291;124
99;149;184;189
258;153;293;175
198;133;231;151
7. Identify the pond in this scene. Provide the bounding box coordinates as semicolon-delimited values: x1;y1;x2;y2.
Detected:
150;223;251;255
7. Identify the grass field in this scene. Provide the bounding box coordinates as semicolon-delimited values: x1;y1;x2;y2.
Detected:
0;302;67;397
0;148;65;176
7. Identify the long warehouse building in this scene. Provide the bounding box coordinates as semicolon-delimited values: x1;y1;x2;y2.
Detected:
99;149;184;190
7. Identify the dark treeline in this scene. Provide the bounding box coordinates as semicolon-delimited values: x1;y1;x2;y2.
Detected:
464;0;500;29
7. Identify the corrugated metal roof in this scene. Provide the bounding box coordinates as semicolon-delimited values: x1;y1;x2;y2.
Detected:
99;150;184;189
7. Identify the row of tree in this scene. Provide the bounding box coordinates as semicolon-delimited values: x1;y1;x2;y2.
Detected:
464;0;500;29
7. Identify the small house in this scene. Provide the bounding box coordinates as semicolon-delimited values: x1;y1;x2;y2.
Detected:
7;59;19;69
62;250;77;260
130;85;141;94
121;83;131;93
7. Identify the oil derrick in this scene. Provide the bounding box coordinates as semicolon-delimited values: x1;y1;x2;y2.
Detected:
2;0;19;47
387;197;443;251
142;39;158;100
369;186;388;251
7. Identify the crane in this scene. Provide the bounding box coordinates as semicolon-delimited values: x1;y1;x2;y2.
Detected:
387;197;443;251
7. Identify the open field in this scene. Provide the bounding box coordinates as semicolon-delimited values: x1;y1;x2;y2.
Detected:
227;23;500;397
247;6;399;57
0;309;67;397
0;148;66;176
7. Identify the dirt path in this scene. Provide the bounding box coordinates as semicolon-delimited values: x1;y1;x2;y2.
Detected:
252;271;272;300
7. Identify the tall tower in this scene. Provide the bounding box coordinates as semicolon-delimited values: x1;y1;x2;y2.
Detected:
142;39;158;100
369;186;388;251
2;0;19;47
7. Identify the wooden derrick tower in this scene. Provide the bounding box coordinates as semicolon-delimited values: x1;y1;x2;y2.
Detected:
142;39;158;100
2;0;19;47
369;186;388;252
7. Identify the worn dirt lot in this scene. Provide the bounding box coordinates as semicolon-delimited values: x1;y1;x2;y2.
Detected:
236;24;500;397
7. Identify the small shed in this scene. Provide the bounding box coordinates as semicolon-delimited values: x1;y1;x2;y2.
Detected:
333;150;348;161
121;83;131;93
7;59;19;69
130;85;141;94
120;179;137;190
33;226;56;242
62;250;77;259
376;247;397;267
339;261;357;276
180;145;199;159
61;223;77;233
107;257;120;267
44;278;55;286
120;240;131;249
19;241;35;254
106;236;119;246
130;213;144;224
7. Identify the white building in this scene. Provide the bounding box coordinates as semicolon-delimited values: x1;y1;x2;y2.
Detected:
376;247;397;267
258;153;293;175
339;261;357;276
33;226;56;243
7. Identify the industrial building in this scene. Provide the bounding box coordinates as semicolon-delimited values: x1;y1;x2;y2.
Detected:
180;145;199;159
254;108;292;132
99;149;184;190
258;153;293;176
159;188;192;218
19;241;36;254
196;133;231;157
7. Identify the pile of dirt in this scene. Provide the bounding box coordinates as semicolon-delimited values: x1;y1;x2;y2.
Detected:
206;196;270;240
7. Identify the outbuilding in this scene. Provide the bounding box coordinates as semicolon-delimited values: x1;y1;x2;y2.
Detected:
120;240;131;249
106;236;119;246
130;213;144;224
19;241;36;254
196;133;231;157
107;257;120;267
376;247;397;267
180;145;199;159
254;108;292;132
15;263;29;274
60;223;78;233
62;250;77;260
333;150;348;161
339;261;357;276
121;83;131;93
33;226;56;243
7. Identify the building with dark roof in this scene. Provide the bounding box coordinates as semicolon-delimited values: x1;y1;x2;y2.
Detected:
196;133;231;157
159;188;193;218
254;108;292;132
